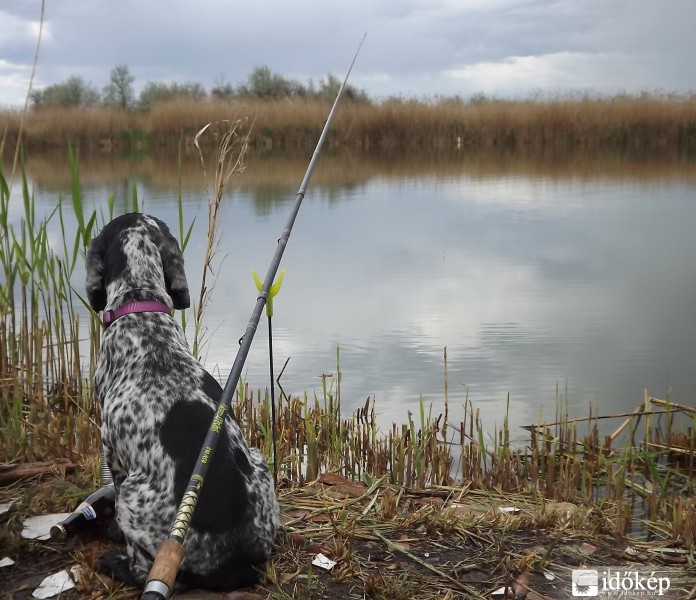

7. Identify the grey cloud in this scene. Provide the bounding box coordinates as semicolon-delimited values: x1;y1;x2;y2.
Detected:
1;0;695;106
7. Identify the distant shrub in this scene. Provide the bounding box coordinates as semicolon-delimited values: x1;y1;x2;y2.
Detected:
234;66;369;103
236;66;305;99
312;73;369;103
31;76;101;108
138;81;207;111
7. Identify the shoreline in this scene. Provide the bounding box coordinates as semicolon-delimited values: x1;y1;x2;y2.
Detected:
1;464;693;599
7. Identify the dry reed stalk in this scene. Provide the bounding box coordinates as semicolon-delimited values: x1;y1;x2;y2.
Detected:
190;118;250;358
8;0;44;190
650;397;696;414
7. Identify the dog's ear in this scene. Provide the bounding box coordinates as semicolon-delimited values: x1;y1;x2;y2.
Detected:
85;231;107;312
154;219;190;310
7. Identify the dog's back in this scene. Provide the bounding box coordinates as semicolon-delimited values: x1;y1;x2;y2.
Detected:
86;213;279;589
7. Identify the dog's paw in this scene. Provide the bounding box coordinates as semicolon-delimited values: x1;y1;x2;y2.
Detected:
98;550;143;588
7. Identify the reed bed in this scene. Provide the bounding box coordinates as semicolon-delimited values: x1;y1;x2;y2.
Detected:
3;93;696;151
230;374;696;542
1;106;140;150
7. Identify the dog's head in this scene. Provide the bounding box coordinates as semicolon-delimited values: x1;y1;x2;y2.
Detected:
86;213;190;312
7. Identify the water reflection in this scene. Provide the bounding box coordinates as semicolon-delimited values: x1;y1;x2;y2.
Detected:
7;148;696;440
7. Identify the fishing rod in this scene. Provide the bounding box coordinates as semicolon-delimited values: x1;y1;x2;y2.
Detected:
141;34;366;600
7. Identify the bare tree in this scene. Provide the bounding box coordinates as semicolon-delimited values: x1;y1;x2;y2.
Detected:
103;65;135;109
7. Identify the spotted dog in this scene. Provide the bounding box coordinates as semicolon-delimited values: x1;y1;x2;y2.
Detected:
86;212;279;590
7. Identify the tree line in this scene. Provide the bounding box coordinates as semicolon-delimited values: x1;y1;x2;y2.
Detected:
30;65;370;111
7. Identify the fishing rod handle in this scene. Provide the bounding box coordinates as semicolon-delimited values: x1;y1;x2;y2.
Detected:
141;539;184;599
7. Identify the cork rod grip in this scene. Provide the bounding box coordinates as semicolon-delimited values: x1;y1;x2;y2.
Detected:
145;539;184;595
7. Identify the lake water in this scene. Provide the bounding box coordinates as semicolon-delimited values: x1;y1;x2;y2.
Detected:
7;148;696;442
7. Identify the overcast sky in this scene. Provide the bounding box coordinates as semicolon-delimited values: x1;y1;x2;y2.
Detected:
1;0;695;108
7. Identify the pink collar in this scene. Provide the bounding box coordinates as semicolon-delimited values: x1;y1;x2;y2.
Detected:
102;301;172;327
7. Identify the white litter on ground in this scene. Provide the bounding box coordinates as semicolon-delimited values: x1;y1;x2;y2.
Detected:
498;506;521;514
31;567;80;599
311;553;337;571
21;513;71;540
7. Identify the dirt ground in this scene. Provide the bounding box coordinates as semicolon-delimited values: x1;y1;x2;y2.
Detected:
1;473;694;599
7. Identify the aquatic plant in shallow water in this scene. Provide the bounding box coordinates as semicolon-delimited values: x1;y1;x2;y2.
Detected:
0;150;98;463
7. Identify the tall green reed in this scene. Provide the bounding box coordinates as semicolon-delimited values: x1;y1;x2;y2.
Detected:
0;149;98;461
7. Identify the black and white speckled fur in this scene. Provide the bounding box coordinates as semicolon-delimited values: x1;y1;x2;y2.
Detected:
86;212;279;590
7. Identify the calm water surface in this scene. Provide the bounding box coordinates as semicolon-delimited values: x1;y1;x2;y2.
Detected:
10;150;696;440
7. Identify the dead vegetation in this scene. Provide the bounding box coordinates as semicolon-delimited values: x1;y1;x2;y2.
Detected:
2;464;695;599
2;93;696;151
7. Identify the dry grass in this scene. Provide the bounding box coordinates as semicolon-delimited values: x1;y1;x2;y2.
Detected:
2;93;696;151
2;470;694;599
2;106;140;149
